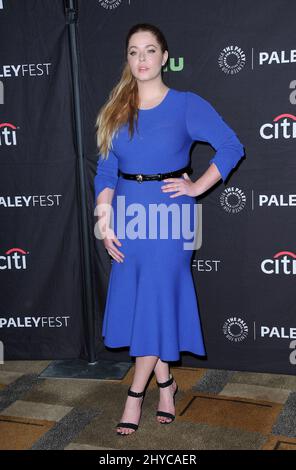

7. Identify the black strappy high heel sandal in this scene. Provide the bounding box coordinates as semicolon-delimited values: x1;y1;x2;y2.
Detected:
116;386;146;435
156;373;178;424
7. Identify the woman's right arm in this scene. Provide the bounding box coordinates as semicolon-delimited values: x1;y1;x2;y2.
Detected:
94;151;125;263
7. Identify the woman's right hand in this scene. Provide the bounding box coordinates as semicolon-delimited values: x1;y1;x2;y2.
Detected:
103;227;125;263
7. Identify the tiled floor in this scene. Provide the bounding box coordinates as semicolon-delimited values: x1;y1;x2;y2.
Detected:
0;361;296;450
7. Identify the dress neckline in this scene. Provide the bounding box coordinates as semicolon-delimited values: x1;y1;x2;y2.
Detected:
138;88;172;111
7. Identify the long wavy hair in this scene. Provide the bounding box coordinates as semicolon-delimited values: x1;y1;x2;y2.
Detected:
95;23;169;159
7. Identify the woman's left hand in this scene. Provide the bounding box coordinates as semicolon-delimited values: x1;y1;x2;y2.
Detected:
161;172;197;198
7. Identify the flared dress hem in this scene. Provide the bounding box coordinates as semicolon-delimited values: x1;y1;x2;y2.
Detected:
103;338;206;362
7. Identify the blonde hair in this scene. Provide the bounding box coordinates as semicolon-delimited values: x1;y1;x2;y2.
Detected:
95;23;169;159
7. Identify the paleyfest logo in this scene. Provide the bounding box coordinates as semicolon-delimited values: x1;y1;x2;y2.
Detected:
98;0;123;9
220;186;246;214
223;317;249;342
218;45;246;75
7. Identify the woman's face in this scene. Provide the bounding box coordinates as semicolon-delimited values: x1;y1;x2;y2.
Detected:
127;31;168;83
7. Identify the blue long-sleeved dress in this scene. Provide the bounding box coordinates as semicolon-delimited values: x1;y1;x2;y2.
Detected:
94;88;244;361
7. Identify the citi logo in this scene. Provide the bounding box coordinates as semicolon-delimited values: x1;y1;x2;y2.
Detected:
0;248;28;270
260;113;296;140
0;122;18;146
261;251;296;275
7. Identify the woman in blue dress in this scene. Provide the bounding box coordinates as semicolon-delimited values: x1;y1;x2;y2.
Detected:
94;23;245;436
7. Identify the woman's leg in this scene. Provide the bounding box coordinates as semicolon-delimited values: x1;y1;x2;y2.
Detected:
153;357;170;382
154;357;178;424
116;355;159;434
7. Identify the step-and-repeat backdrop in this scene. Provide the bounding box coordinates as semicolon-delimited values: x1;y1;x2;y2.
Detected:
1;0;295;374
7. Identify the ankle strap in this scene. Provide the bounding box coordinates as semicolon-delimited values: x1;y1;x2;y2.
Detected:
156;373;173;388
128;386;145;397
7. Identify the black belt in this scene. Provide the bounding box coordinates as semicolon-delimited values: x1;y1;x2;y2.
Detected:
118;165;192;183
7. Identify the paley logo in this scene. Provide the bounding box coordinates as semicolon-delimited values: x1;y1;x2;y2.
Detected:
0;248;29;270
222;317;249;342
220;186;246;214
0;63;52;78
260;113;296;140
0;62;52;104
0;194;62;208
218;45;246;75
0;122;18;146
259;49;296;66
260;325;296;339
192;258;221;271
98;0;123;9
258;193;296;207
261;251;296;275
0;315;70;328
